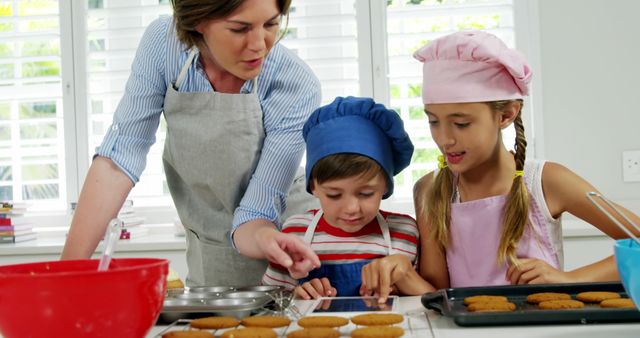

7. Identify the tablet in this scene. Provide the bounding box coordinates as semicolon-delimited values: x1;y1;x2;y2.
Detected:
310;296;399;313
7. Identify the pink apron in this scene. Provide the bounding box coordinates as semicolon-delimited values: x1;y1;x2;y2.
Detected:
446;179;560;287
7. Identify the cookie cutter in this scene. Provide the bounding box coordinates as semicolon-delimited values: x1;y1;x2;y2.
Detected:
586;191;640;245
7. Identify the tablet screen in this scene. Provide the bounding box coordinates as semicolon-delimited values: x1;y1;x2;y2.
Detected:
312;297;395;313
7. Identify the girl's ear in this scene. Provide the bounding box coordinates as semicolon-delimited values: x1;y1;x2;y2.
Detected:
499;101;522;129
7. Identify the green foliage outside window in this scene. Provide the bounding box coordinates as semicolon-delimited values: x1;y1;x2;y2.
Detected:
22;41;60;56
20;102;56;119
0;126;9;141
22;61;60;77
412;148;441;163
0;103;9;120
409;106;426;120
0;166;11;181
20;122;58;139
390;84;401;99
22;163;58;180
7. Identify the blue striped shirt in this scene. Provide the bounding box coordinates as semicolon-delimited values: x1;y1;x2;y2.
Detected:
96;16;322;232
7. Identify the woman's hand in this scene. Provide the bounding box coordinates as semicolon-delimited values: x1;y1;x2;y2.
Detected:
360;254;413;303
253;226;320;279
507;258;571;284
294;277;336;300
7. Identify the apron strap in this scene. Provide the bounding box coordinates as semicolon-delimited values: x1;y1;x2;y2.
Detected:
175;48;260;94
304;210;394;255
376;213;393;255
175;48;198;90
304;209;324;244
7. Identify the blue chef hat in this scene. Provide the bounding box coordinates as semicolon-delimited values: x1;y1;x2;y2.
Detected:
303;96;414;199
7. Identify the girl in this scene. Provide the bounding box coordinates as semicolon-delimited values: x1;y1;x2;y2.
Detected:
412;30;640;289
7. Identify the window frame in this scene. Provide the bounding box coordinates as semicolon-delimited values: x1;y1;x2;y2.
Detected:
24;0;539;226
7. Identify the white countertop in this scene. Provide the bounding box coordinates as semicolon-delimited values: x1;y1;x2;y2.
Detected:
147;296;640;338
0;225;186;256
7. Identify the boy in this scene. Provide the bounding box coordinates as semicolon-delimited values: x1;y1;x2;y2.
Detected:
261;96;418;299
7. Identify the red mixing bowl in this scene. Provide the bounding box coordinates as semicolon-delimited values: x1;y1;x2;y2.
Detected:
0;258;168;338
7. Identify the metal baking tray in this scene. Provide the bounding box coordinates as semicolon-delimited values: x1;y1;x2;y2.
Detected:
421;282;640;326
159;285;283;323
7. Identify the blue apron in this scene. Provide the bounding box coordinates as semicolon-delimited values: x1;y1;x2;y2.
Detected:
299;210;393;296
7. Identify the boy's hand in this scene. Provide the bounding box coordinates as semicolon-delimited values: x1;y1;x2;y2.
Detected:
294;277;336;300
256;228;320;279
360;254;412;303
507;258;571;284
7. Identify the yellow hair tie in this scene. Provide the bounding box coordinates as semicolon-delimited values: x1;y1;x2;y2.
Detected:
438;155;448;169
514;170;524;178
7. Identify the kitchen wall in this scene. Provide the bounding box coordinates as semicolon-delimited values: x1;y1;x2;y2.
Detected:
534;0;640;205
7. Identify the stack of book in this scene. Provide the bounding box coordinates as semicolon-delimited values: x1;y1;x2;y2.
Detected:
0;202;36;244
117;200;148;240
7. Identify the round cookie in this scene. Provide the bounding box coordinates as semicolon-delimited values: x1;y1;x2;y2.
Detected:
467;301;516;312
221;327;277;338
538;299;585;310
526;292;571;304
190;316;240;329
576;291;621;303
286;327;341;338
600;298;636;309
167;279;185;289
351;326;404;338
241;315;291;328
350;313;404;326
463;295;508;305
162;331;214;338
297;316;349;328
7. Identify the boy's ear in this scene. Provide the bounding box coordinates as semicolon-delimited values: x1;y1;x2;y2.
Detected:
309;180;318;197
499;101;521;129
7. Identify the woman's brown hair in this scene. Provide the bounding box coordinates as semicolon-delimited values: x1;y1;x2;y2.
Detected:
170;0;292;50
418;99;529;266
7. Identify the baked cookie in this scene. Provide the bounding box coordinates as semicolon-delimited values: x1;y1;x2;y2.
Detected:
538;299;585;310
166;268;185;289
167;279;185;289
526;292;571;304
600;298;636;309
241;315;291;328
463;295;508;305
467;301;516;312
350;313;404;326
162;331;214;338
297;316;349;328
190;316;240;329
286;327;341;338
351;326;404;338
220;328;277;338
576;291;621;303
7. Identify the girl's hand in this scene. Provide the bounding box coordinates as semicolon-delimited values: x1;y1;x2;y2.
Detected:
507;258;572;284
360;254;412;303
294;277;336;300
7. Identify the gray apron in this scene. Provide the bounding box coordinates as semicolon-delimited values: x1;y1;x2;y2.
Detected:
162;49;317;287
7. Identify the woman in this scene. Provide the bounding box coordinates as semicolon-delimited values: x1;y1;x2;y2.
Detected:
61;0;322;286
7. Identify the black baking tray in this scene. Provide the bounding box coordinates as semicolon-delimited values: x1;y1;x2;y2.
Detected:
421;282;640;326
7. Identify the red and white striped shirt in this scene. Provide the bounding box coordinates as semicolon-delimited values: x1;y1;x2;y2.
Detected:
262;209;419;290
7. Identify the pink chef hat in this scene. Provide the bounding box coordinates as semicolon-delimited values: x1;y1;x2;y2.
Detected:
413;30;532;104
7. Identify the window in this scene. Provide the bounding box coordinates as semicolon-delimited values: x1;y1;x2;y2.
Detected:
0;0;523;220
83;0;172;207
0;0;66;211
